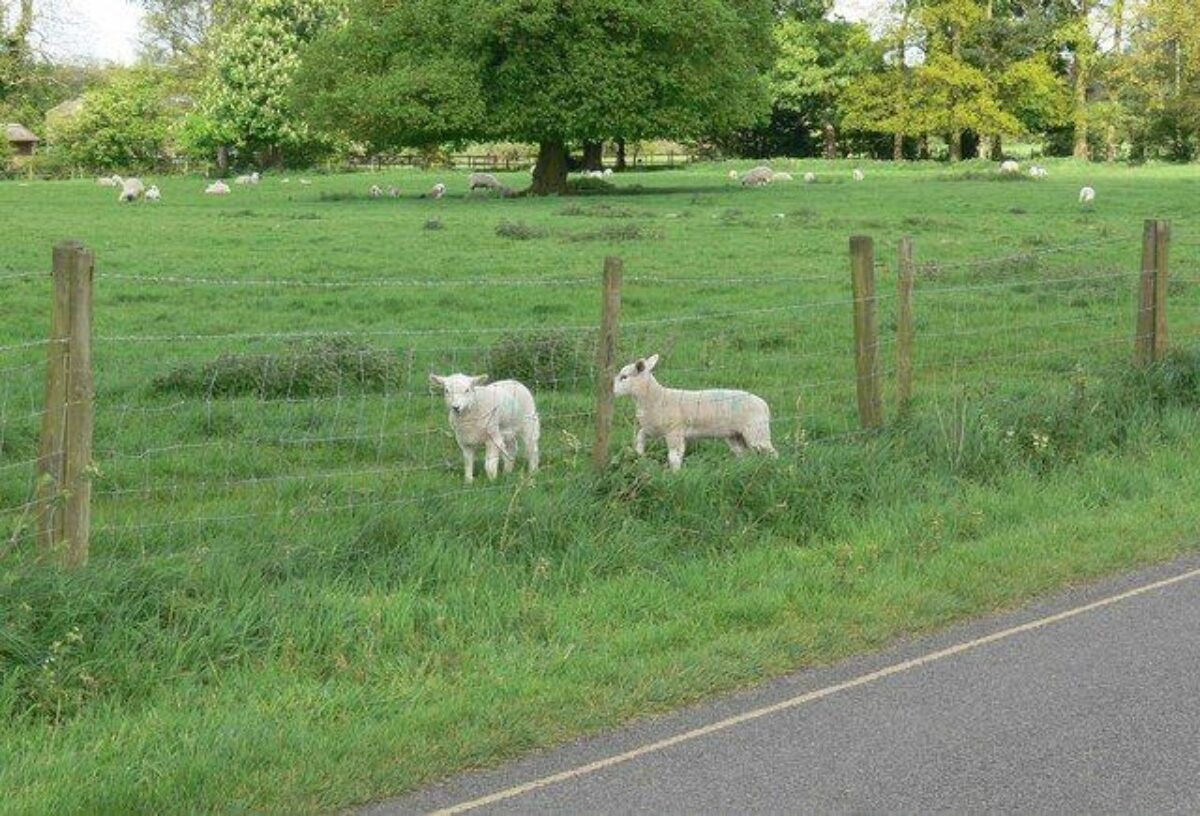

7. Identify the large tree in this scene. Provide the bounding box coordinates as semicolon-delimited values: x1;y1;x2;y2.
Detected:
295;0;775;194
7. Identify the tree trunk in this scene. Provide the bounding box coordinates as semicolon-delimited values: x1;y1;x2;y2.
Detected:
823;123;837;159
217;145;229;175
991;134;1003;160
1072;0;1091;160
949;130;962;162
893;132;904;161
530;140;570;196
582;141;603;171
615;139;627;170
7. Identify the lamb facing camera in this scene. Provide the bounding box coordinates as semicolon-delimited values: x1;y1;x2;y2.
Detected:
429;373;540;483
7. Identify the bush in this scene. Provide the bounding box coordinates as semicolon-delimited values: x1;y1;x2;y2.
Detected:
565;176;616;195
495;220;547;240
488;331;592;390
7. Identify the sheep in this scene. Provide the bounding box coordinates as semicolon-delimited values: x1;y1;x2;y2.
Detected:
298;178;312;186
1028;165;1047;179
368;184;383;198
584;169;604;179
803;172;817;184
999;159;1021;175
234;171;261;185
602;168;613;177
145;185;161;202
771;171;794;182
852;168;865;182
387;185;400;198
740;165;774;187
613;353;776;470
96;176;117;187
728;169;739;181
1079;186;1096;204
428;373;540;483
204;180;231;195
469;172;503;191
426;182;446;199
117;177;146;203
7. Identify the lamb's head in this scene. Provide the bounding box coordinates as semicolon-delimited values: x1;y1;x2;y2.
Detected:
430;372;489;415
613;354;659;397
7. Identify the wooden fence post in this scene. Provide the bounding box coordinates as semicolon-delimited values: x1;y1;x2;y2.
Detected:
850;236;883;429
592;257;623;471
896;236;916;413
1135;219;1171;366
34;244;73;557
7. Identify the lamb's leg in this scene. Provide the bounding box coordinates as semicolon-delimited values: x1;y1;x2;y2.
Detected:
745;421;778;457
523;414;540;474
726;435;748;456
460;444;475;484
666;433;685;471
502;434;517;474
634;427;647;456
484;438;502;480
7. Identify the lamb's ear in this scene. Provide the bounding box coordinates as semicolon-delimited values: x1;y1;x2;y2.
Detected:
470;374;489;387
428;373;445;389
634;359;645;373
644;354;660;372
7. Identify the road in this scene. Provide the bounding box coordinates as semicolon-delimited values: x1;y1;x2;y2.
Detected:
370;553;1200;815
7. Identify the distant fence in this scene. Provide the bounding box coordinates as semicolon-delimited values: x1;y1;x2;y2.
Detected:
0;222;1190;567
347;151;702;173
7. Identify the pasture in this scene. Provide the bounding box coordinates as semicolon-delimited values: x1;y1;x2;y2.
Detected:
2;160;1199;813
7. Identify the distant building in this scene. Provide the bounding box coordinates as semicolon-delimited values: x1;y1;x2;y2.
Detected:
5;123;40;156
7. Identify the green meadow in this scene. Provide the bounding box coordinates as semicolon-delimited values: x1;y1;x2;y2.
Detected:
1;159;1198;813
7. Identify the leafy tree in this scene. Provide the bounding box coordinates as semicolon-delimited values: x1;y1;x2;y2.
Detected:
295;0;775;194
135;0;221;61
1119;0;1200;159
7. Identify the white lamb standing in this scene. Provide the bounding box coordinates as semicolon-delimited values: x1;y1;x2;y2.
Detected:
469;172;503;191
118;177;146;202
1079;186;1096;204
852;168;865;182
145;185;161;202
741;165;774;187
613;354;777;470
803;172;817;183
999;159;1020;175
205;180;231;195
429;373;540;483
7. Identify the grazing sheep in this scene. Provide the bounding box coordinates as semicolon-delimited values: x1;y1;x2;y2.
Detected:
205;180;231;195
145;185;161;202
469;172;503;191
603;168;613;177
999;160;1021;175
298;178;312;186
803;172;817;183
368;184;383;198
96;176;117;187
427;182;446;199
429;373;540;483
728;169;739;181
613;353;776;470
740;166;774;187
387;185;400;198
1029;165;1047;179
1079;186;1096;204
771;171;794;182
852;168;865;182
234;171;261;185
117;177;146;202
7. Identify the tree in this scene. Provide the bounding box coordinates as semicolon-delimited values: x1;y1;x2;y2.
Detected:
295;0;775;194
135;0;220;61
196;0;343;168
1120;0;1200;159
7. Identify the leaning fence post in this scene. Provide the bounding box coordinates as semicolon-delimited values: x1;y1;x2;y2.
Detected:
592;257;623;471
896;236;916;413
850;236;883;429
34;244;73;557
62;243;95;567
1153;219;1170;362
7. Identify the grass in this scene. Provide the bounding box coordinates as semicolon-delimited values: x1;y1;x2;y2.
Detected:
1;158;1198;814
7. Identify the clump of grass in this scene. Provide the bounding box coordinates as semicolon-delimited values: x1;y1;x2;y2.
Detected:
564;224;657;242
317;191;361;202
495;220;548;240
939;171;1033;182
487;331;592;390
150;336;400;399
557;202;645;218
565;176;615;195
423;218;444;231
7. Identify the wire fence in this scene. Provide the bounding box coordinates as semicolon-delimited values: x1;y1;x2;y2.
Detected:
1;223;1194;563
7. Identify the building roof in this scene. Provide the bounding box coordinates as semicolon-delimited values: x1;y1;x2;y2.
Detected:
5;123;40;144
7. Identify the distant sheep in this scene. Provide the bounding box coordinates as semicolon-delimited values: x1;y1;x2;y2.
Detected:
728;169;739;181
1079;186;1096;204
387;185;400;198
298;179;312;186
852;168;865;182
999;160;1021;175
427;182;446;199
740;166;774;187
429;373;540;483
205;180;231;195
603;168;613;177
145;185;161;202
803;172;816;183
469;172;503;191
118;177;146;203
1029;165;1047;179
96;176;118;188
613;353;776;470
772;172;794;182
235;172;261;185
368;184;383;198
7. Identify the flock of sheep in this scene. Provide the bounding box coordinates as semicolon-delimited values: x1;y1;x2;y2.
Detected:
430;353;776;481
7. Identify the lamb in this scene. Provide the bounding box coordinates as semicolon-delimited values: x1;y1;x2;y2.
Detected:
740;165;774;187
235;172;261;185
613;353;776;470
368;184;383;198
728;169;739;181
1079;185;1096;204
427;182;446;199
145;185;161;202
298;179;312;186
1028;165;1048;179
803;172;817;183
772;171;794;182
117;177;146;202
852;168;865;182
602;168;613;177
205;180;231;195
96;176;117;187
999;159;1020;175
469;172;503;191
429;373;540;483
387;185;400;198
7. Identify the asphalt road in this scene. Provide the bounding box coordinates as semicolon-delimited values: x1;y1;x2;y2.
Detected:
371;553;1200;815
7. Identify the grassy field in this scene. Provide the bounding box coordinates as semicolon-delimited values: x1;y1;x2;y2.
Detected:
1;159;1198;813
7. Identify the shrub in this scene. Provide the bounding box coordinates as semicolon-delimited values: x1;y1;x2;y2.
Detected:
487;331;592;390
495;220;547;240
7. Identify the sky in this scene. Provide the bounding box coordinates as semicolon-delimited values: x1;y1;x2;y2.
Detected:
45;0;882;65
